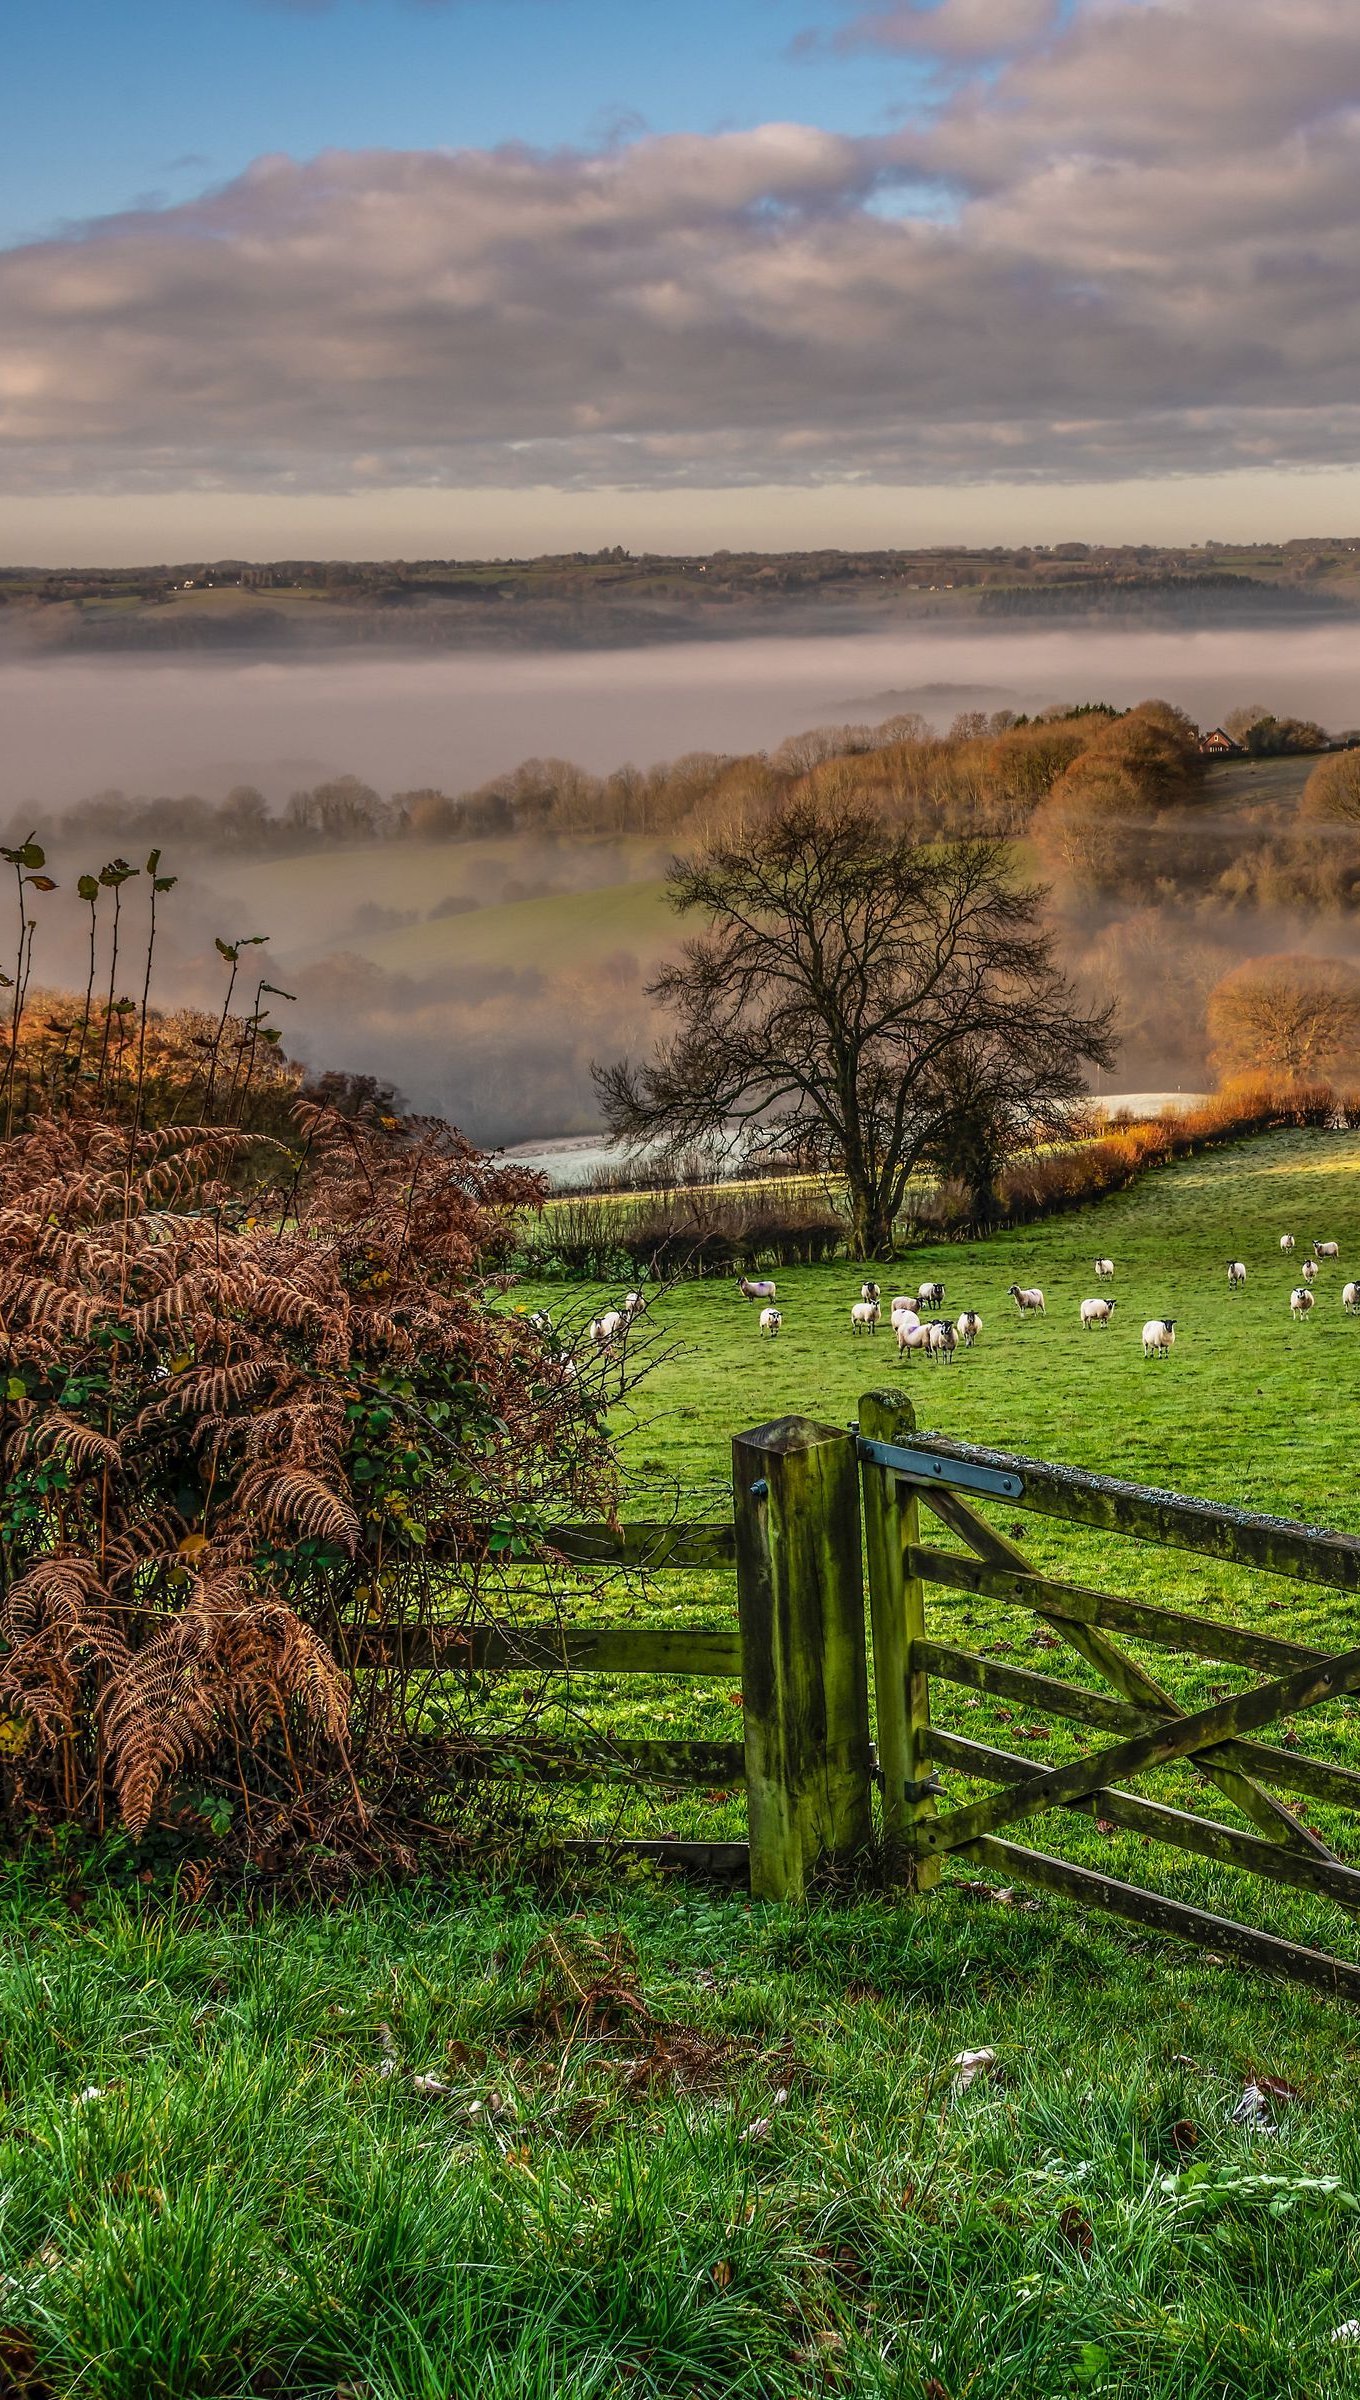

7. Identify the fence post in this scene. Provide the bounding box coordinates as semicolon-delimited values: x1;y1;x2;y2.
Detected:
858;1389;940;1889
732;1414;873;1901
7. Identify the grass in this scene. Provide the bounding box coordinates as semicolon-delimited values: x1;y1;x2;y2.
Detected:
212;840;673;977
15;1127;1360;2395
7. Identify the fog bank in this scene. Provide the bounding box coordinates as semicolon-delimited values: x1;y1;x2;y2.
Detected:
6;623;1360;811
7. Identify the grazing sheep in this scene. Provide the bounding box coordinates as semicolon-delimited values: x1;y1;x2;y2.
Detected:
861;1280;881;1303
896;1319;932;1363
1346;1282;1360;1313
890;1294;918;1319
737;1276;777;1302
927;1320;958;1363
1142;1317;1176;1357
1227;1261;1247;1288
622;1290;648;1318
1280;1234;1296;1254
1290;1287;1316;1319
851;1299;881;1334
1302;1259;1319;1283
1080;1297;1116;1329
1094;1257;1115;1281
955;1309;983;1347
917;1279;946;1309
1009;1285;1045;1315
1315;1240;1341;1260
758;1307;782;1337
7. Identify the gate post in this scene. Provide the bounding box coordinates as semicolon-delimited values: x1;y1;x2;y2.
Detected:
858;1390;940;1889
732;1414;873;1901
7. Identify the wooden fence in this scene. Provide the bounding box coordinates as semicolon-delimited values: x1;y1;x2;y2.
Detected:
367;1389;1360;2001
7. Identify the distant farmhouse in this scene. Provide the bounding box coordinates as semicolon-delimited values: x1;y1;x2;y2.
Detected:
1198;727;1243;755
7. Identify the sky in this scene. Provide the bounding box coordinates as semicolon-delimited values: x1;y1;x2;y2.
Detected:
4;0;1360;563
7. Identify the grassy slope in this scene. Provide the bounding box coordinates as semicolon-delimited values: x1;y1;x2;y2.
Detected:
212;840;673;975
15;1130;1360;2398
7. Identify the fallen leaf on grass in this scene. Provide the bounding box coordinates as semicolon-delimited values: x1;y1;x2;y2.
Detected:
951;2047;1001;2091
1170;2120;1200;2154
1058;2205;1093;2256
712;2259;733;2290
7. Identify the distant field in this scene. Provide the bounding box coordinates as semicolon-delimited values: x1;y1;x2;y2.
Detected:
1202;752;1317;809
212;838;674;976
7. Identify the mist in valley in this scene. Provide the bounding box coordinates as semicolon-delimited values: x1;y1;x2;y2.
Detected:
5;618;1360;1151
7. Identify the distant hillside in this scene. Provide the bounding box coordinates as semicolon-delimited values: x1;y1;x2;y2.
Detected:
5;538;1359;654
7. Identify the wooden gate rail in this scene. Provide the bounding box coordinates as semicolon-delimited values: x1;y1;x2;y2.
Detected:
855;1386;1360;2001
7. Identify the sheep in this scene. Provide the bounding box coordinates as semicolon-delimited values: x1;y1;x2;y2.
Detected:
1094;1257;1115;1281
1302;1258;1319;1283
1280;1233;1296;1254
1345;1283;1360;1313
861;1280;881;1304
955;1309;983;1347
529;1308;553;1333
1314;1240;1341;1261
1227;1261;1247;1288
1142;1317;1176;1357
758;1307;782;1337
890;1295;918;1319
1290;1287;1316;1319
737;1276;777;1302
917;1279;946;1308
1009;1284;1045;1315
851;1299;881;1334
927;1320;958;1363
591;1309;625;1346
1080;1296;1116;1329
622;1289;648;1318
896;1319;932;1363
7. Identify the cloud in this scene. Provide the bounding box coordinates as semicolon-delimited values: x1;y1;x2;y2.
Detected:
825;0;1058;58
2;0;1359;496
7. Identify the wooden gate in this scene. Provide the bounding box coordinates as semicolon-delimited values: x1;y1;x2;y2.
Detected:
851;1387;1360;2003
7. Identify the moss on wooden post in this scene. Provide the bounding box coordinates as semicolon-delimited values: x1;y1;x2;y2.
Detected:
858;1389;940;1889
732;1414;873;1901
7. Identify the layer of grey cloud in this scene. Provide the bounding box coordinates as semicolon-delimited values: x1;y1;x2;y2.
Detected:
822;0;1058;58
1;0;1358;494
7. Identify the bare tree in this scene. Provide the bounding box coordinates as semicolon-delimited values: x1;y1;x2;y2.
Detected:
1207;952;1360;1080
594;797;1116;1258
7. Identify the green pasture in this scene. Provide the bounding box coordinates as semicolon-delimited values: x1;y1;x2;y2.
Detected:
213;838;672;976
14;1128;1360;2396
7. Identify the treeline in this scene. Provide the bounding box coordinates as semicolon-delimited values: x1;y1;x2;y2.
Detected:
15;702;1147;857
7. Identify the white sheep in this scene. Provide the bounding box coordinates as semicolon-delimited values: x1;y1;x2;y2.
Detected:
1142;1317;1176;1357
1094;1257;1115;1281
1345;1282;1360;1314
529;1308;553;1333
927;1320;957;1363
737;1276;777;1302
1280;1233;1296;1253
955;1309;983;1347
758;1307;782;1337
861;1280;881;1303
1302;1258;1319;1283
1009;1284;1045;1315
851;1299;881;1334
917;1279;946;1308
1315;1241;1341;1260
1227;1261;1247;1288
1290;1287;1316;1319
1080;1296;1116;1329
622;1289;648;1317
890;1294;918;1319
896;1319;932;1363
591;1308;625;1346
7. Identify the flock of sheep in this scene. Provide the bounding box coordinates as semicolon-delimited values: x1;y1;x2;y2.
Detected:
734;1235;1357;1365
